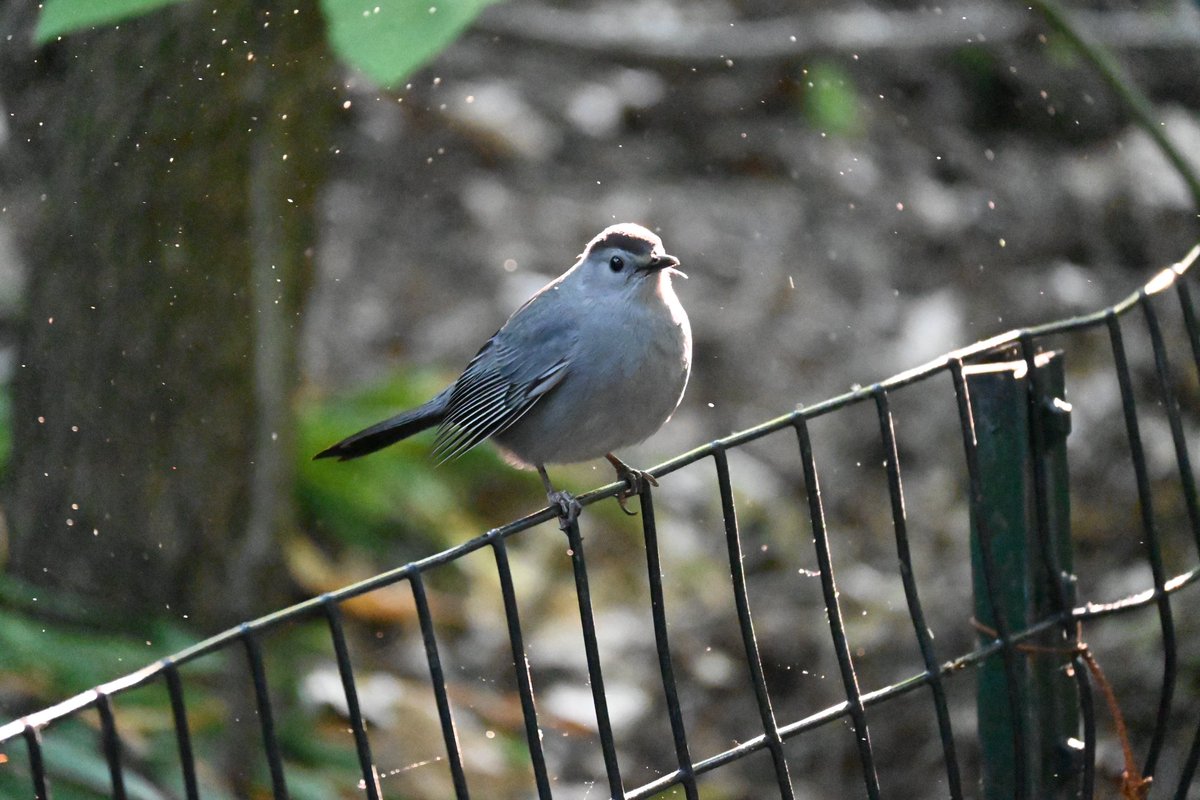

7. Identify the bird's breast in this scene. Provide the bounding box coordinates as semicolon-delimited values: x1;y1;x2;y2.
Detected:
494;289;690;466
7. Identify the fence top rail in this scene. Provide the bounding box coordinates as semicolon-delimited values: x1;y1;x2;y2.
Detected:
1;241;1197;748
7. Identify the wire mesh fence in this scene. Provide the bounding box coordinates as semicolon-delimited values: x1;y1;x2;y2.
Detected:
3;242;1200;799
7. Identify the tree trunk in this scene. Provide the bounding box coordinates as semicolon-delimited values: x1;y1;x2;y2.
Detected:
0;0;332;628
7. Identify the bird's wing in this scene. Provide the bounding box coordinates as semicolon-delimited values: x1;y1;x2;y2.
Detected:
432;308;577;462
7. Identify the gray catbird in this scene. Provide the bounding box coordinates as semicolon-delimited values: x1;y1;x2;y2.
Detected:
315;223;692;526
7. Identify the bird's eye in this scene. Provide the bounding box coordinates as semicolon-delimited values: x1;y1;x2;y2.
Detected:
609;255;624;272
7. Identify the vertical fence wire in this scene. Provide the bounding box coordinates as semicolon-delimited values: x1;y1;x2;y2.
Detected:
793;417;882;799
1017;339;1076;625
1140;293;1200;786
321;598;381;800
873;388;965;799
1106;308;1177;779
491;537;554;799
1142;295;1200;552
1177;278;1200;386
1075;661;1096;800
1178;747;1200;800
637;485;700;799
1172;276;1200;799
1065;648;1096;800
241;625;290;800
162;660;200;800
23;723;49;800
410;571;472;798
1145;288;1200;797
949;358;1029;800
95;692;127;800
712;447;796;799
562;517;625;799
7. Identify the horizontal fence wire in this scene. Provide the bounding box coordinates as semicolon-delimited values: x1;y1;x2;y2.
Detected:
2;243;1199;799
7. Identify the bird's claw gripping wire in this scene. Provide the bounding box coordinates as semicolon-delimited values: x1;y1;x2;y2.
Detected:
606;453;657;516
538;465;582;530
538;456;657;527
547;489;582;531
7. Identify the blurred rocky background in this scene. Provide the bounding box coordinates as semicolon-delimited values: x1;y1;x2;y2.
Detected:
1;0;1199;797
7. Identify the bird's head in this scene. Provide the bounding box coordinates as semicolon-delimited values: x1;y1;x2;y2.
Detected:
574;223;685;296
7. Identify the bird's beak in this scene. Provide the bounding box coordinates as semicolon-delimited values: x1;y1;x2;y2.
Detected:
645;253;681;271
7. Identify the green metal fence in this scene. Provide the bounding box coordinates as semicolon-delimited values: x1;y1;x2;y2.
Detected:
2;243;1199;798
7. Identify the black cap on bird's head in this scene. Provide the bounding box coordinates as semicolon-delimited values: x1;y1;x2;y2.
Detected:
584;223;681;273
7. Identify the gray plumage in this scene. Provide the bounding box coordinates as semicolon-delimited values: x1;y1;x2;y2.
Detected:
315;222;691;519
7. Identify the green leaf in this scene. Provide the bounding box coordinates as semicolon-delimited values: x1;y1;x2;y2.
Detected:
34;0;191;44
320;0;501;88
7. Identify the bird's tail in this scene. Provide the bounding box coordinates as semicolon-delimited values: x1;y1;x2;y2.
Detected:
313;386;452;461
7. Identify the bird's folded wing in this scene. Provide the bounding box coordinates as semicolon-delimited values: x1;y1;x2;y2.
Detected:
432;314;577;462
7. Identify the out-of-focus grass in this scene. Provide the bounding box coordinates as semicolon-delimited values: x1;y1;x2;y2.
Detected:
0;585;200;696
0;588;221;798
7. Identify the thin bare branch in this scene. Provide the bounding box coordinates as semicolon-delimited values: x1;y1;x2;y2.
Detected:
474;2;1200;65
1029;0;1200;213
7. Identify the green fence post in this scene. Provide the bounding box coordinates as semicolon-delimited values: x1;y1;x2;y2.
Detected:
966;351;1078;799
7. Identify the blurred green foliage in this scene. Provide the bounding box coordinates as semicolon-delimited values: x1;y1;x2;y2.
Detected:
2;720;173;800
296;371;539;557
0;589;213;798
0;587;199;694
0;601;369;799
803;60;863;137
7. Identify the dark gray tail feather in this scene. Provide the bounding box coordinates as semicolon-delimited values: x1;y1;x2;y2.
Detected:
313;386;453;461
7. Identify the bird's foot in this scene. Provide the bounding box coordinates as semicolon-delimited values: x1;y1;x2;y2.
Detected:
547;489;582;531
537;465;581;530
606;453;658;516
